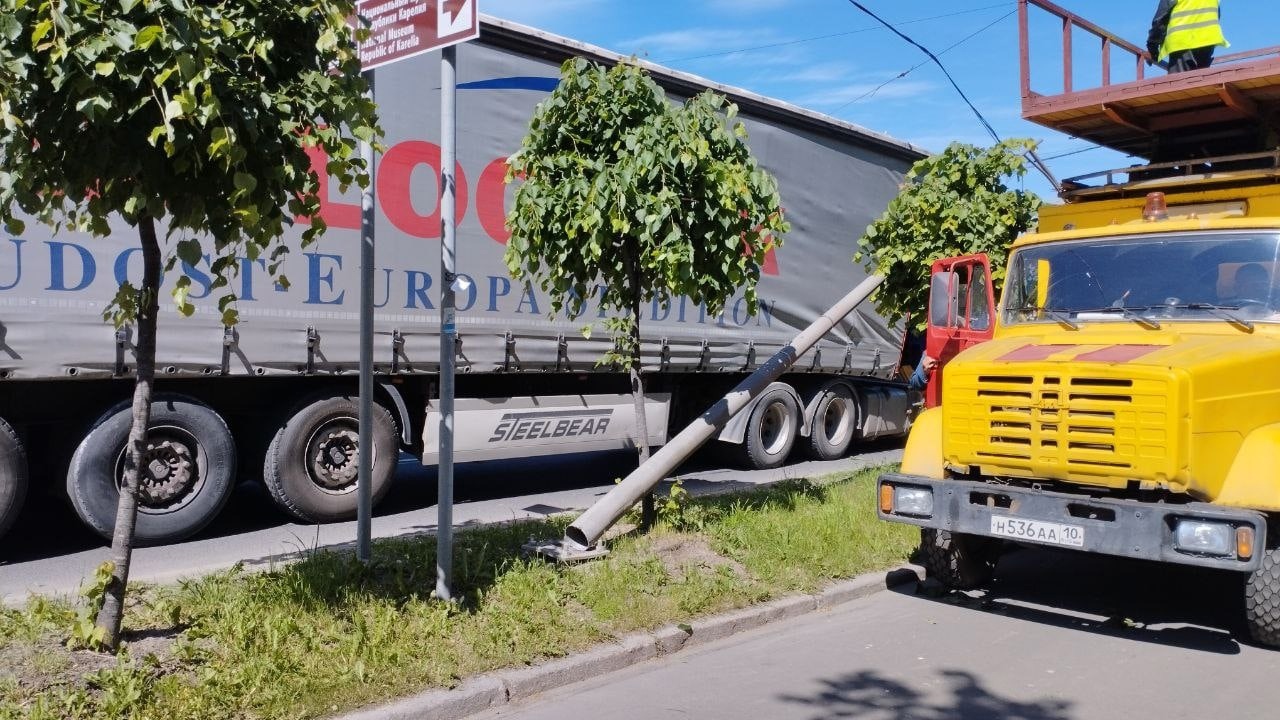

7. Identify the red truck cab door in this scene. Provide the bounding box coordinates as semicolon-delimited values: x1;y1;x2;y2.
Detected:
925;254;997;408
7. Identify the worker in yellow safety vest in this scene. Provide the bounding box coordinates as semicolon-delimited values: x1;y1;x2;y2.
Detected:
1146;0;1229;73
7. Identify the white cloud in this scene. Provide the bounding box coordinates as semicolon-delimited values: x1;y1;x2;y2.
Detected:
779;62;858;84
482;0;603;28
792;79;935;108
619;28;780;58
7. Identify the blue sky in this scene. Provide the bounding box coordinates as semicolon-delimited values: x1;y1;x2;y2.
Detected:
480;0;1274;201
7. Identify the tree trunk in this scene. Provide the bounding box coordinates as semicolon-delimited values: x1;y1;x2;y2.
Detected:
96;214;161;652
625;246;654;528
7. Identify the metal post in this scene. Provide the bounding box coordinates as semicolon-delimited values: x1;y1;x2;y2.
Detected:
436;45;457;601
357;70;377;564
1017;0;1031;100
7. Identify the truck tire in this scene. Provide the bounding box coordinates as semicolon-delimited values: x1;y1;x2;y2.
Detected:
741;386;800;470
804;385;857;460
67;396;237;545
919;528;1000;590
263;395;397;523
1246;544;1280;647
0;417;29;540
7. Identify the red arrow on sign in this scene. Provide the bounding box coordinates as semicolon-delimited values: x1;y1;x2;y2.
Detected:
443;0;468;23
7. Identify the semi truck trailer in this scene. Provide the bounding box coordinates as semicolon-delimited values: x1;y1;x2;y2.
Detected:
0;17;925;545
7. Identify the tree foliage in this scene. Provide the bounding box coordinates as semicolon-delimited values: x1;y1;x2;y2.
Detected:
0;0;378;651
503;58;788;341
0;0;378;326
855;139;1042;332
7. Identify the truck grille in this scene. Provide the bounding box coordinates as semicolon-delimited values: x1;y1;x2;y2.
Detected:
944;371;1180;486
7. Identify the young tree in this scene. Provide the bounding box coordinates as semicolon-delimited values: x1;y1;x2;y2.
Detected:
855;139;1043;331
505;58;787;478
0;0;378;650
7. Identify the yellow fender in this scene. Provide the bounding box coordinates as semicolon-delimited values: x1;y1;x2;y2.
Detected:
901;407;945;479
1217;423;1280;512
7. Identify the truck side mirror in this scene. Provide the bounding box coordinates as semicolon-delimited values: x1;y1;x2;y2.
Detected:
930;271;960;328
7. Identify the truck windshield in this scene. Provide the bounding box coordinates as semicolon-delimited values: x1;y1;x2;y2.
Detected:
1003;232;1280;327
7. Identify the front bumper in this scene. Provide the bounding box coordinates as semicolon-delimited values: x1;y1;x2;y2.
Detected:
878;473;1268;572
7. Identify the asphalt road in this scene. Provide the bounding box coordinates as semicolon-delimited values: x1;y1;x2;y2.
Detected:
478;547;1280;720
0;444;902;603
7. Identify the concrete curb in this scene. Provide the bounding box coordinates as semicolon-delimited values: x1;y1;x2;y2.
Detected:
332;563;923;720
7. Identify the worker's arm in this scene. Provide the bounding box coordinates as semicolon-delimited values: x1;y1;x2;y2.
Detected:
908;355;936;391
1146;0;1175;61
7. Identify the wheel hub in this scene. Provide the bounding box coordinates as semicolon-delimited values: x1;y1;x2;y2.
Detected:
823;398;850;443
310;428;359;489
759;403;790;454
136;439;194;506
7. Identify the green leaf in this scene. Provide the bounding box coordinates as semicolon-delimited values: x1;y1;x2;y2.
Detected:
31;20;53;45
177;53;197;81
233;172;258;193
95;61;116;77
154;65;177;87
0;14;19;41
134;25;164;50
172;277;195;316
176;238;202;265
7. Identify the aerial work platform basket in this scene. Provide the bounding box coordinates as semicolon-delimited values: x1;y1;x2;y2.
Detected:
1018;0;1280;163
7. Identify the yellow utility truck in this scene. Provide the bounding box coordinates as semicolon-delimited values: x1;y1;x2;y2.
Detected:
878;0;1280;645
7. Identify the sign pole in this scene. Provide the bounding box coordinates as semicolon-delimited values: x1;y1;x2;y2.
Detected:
357;69;377;565
436;44;458;601
351;0;476;589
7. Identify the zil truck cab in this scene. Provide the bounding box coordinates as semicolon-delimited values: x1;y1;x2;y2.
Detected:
878;0;1280;645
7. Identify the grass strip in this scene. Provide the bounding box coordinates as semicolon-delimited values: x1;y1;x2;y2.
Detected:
0;465;914;720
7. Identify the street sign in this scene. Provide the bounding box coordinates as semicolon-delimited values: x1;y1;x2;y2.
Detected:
355;0;480;71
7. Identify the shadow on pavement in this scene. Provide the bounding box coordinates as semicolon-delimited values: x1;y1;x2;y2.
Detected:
780;668;1072;720
897;545;1247;654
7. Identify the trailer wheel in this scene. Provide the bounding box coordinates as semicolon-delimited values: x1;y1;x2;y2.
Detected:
919;528;1000;590
1246;544;1280;647
263;395;397;523
804;385;857;461
0;417;29;540
67;397;236;545
741;386;800;470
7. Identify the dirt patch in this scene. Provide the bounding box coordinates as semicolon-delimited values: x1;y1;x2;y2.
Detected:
0;626;185;700
649;535;747;579
0;637;116;695
601;521;639;543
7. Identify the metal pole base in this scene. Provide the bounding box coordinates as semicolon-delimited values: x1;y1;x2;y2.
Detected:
522;538;610;564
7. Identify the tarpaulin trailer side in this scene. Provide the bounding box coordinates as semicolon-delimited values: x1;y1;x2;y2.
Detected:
0;17;926;543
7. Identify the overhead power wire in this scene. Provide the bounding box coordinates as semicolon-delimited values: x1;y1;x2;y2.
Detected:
844;0;1061;193
1041;145;1105;161
836;9;1015;110
656;2;1011;64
